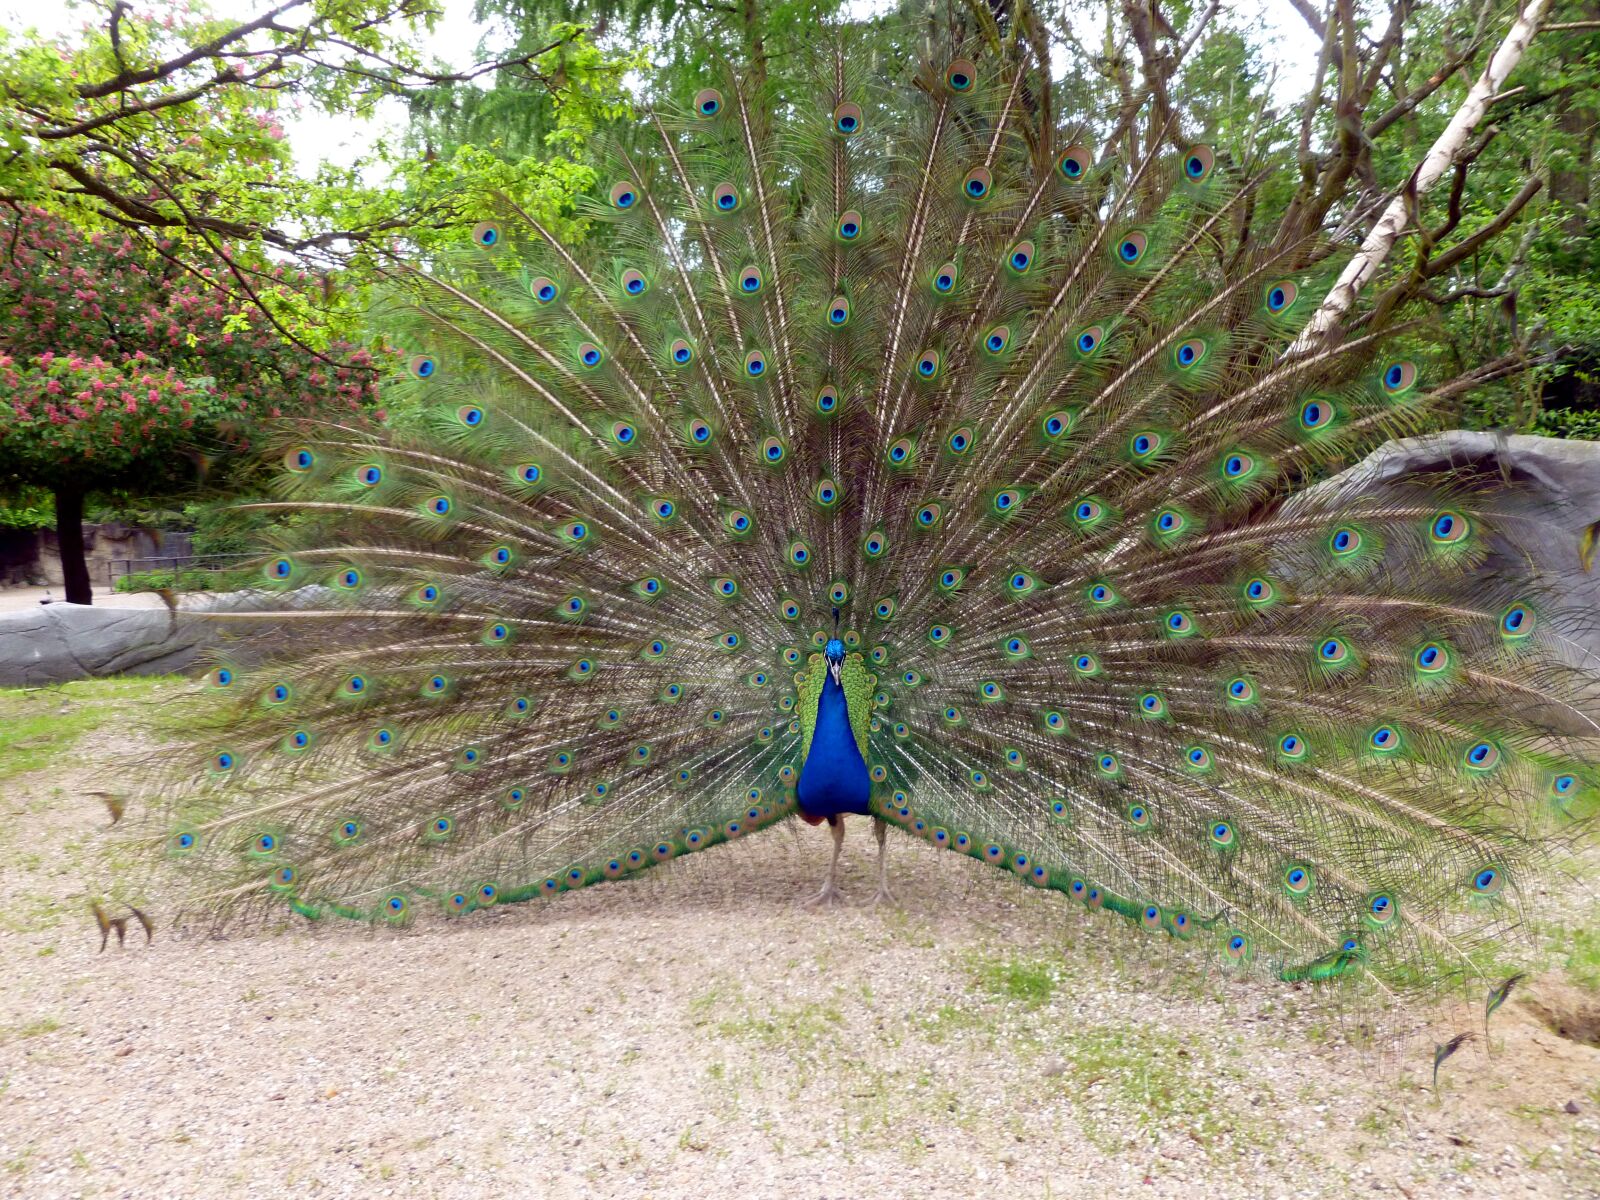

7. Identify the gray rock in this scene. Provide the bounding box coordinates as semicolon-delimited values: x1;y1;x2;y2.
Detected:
0;586;337;687
1309;432;1600;671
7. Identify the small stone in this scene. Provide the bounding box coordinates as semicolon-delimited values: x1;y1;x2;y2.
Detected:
1564;1100;1580;1115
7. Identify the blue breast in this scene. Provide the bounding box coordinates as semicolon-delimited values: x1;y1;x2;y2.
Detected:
797;670;871;819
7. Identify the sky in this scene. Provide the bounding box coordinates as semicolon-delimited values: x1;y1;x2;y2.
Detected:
1;0;1322;181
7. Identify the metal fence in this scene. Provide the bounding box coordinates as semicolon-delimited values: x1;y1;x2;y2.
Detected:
107;552;258;590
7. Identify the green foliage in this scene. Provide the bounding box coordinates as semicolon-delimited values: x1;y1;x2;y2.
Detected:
112;567;251;595
0;3;628;346
0;487;53;530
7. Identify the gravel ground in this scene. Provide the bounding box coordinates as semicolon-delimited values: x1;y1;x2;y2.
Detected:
1;686;1596;1200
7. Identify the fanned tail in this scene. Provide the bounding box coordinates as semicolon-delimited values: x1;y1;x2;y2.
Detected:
126;34;1596;998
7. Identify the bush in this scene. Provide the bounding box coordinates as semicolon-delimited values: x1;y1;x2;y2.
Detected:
1532;407;1600;441
113;566;253;594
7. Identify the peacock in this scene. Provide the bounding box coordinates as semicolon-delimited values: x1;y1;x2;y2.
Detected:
129;28;1597;1000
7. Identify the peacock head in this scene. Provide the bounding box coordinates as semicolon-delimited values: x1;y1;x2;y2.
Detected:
824;637;845;663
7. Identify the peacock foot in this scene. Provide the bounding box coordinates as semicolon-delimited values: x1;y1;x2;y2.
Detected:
870;883;898;909
801;881;848;908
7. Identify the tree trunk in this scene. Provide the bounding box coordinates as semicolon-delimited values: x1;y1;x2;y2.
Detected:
55;486;93;605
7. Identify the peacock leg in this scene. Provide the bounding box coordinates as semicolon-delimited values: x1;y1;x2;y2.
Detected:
802;816;847;907
871;817;896;907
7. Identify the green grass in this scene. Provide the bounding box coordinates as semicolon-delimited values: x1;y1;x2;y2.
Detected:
716;998;845;1051
0;1017;60;1046
965;950;1064;1007
1553;922;1600;990
0;676;202;785
1058;1022;1260;1153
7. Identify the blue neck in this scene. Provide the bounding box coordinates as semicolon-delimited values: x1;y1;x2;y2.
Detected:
797;670;871;820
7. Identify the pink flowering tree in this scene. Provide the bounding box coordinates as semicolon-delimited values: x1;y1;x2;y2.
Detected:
0;209;378;604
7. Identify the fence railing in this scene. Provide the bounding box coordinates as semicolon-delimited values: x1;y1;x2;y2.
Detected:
107;552;258;590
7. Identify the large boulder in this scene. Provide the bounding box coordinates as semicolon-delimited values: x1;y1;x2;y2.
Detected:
0;587;336;688
1302;432;1600;671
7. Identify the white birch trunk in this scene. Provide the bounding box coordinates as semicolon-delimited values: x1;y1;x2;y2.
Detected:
1294;0;1552;348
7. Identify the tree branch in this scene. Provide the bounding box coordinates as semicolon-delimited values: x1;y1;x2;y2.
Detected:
75;1;308;100
1293;0;1553;348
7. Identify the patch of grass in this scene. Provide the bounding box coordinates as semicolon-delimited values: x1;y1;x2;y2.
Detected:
718;998;845;1051
1553;923;1600;991
0;1017;60;1045
913;1002;990;1045
0;675;187;784
1056;1021;1264;1154
965;950;1062;1007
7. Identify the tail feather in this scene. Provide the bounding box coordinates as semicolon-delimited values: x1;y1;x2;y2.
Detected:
126;34;1595;996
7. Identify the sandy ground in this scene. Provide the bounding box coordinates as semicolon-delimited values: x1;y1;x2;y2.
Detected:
0;688;1597;1199
0;586;166;613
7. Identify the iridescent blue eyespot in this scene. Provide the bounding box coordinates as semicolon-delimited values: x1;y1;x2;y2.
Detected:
1266;280;1297;313
1057;146;1089;179
1300;398;1334;430
1382;362;1417;393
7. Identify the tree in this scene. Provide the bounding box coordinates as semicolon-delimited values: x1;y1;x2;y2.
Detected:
0;1;627;348
0;208;379;604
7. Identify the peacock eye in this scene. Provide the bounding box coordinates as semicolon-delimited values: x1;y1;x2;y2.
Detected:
1057;144;1090;180
1116;232;1147;264
694;88;722;117
1382;361;1417;394
1265;280;1298;313
1182;145;1214;182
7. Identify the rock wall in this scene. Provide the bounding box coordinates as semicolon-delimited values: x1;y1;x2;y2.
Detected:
1302;432;1600;672
0;524;193;590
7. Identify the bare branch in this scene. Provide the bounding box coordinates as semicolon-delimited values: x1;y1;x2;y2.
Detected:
75;1;308;100
1287;0;1328;39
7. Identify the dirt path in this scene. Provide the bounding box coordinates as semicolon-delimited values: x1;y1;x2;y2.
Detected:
0;684;1596;1199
